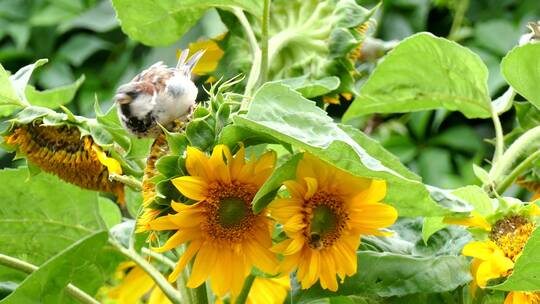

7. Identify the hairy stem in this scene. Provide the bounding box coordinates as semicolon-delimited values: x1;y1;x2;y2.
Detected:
490;126;540;193
259;0;271;86
234;274;255;304
0;253;100;304
233;8;261;109
110;241;183;304
496;150;540;194
491;109;504;164
109;174;143;191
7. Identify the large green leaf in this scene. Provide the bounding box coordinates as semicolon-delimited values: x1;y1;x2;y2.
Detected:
501;43;540;111
295;252;470;302
0;169;105;264
235;83;448;217
343;33;491;121
111;0;261;46
0;232;108;304
490;226;540;291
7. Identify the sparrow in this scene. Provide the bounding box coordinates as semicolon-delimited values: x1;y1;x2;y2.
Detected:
113;49;205;138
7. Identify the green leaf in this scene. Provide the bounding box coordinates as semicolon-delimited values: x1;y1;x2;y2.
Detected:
25;75;85;109
295;252;471;301
343;33;491;121
235;83;447;217
98;197;122;229
9;59;48;105
452;186;493;216
501;43;540;111
111;0;261;46
0;169;105;264
253;153;303;213
422;217;448;243
278;76;340;98
0;65;20;108
59;0;118;33
1;232;107;304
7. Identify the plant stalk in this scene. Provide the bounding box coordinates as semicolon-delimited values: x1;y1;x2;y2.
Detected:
0;253;100;304
259;0;271;86
491;109;504;164
234;274;255;304
448;0;469;41
109;174;143;191
490;125;540;193
110;241;183;304
496;150;540;194
232;8;261;110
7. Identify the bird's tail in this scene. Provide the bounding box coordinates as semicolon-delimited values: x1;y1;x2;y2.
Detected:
176;49;206;77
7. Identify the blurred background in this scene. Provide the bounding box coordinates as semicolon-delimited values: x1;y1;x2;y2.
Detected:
0;0;538;194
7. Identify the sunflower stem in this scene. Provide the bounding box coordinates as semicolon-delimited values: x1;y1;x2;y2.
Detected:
0;253;100;304
496;150;540;194
490;125;540;194
232;8;261;110
109;174;143;191
491;108;504;164
259;0;271;86
190;283;209;304
110;241;183;304
235;274;255;304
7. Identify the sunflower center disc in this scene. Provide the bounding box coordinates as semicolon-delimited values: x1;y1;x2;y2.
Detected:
311;205;337;236
218;197;248;227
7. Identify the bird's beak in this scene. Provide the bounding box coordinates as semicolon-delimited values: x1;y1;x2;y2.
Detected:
114;93;132;104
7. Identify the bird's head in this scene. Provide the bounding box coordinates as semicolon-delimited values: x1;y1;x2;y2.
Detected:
113;83;140;105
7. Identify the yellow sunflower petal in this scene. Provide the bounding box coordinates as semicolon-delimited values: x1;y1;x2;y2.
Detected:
187;242;219;288
172;176;208;201
92;145;122;175
283;180;306;198
147;215;177;231
109;266;154;304
444;211;491;231
148;286;172;304
185;146;214;180
462;241;498;260
303;177;319;200
168;240;202;282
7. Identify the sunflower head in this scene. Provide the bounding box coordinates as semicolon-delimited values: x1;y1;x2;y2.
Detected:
270;153;397;291
148;144;279;297
4;122;124;202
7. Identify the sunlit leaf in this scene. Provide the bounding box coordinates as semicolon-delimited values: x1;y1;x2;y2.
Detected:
343;33;491;121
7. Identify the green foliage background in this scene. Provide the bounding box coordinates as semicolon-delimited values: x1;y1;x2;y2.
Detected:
1;0;540;303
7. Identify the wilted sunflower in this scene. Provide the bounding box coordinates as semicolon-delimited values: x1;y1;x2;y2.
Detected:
4;123;124;201
269;153;397;291
148;144;279;297
460;206;540;302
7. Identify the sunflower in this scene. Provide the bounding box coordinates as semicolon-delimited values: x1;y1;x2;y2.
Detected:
461;211;539;303
108;262;171;304
148;144;279;297
4;123;124;202
269;153;397;291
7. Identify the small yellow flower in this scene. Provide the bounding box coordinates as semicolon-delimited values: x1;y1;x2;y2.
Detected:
148;145;279;297
462;240;514;288
108;262;171;304
462;213;537;299
269;153;397;291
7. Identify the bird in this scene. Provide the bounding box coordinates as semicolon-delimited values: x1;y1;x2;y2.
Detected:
113;49;205;138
